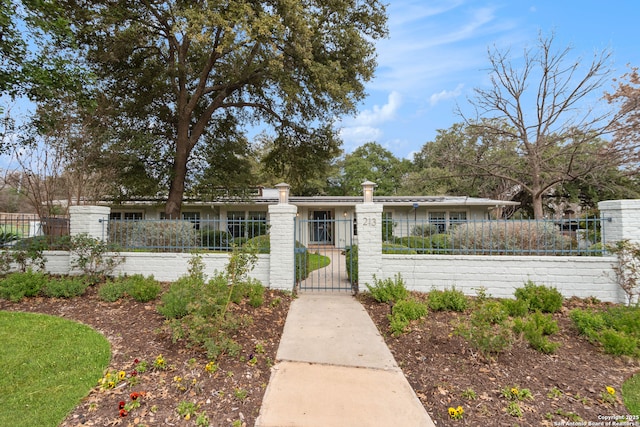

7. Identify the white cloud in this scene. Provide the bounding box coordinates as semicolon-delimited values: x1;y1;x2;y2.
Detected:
351;91;402;126
429;83;464;106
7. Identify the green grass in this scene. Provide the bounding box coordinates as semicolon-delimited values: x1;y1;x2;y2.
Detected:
623;372;640;415
0;311;111;427
308;253;331;271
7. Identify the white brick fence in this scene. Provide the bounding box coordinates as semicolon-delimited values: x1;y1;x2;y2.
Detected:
35;197;640;304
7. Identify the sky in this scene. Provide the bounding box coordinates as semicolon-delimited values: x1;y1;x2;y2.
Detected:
335;0;640;160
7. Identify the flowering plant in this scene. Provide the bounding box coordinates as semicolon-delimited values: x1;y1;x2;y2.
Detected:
448;405;464;420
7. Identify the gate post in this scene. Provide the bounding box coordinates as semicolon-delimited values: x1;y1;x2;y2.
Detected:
598;199;640;245
69;205;111;241
268;184;297;290
355;181;383;288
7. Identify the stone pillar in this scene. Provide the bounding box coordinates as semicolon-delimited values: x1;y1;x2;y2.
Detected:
69;205;111;241
268;184;297;291
356;181;383;288
598;199;640;245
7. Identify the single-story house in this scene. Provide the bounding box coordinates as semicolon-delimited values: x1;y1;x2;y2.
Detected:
103;187;519;248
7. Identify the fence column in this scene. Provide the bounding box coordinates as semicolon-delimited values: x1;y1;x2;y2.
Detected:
268;184;297;291
598;199;640;245
69;206;110;241
356;181;383;288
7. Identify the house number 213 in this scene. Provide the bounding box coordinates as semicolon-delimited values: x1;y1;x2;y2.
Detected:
362;218;377;226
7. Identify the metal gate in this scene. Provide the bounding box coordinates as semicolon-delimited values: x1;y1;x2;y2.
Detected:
294;216;354;292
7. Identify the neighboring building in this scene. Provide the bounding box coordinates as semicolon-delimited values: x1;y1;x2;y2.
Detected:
104;188;519;248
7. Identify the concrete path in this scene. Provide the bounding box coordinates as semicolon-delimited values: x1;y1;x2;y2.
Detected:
255;293;435;427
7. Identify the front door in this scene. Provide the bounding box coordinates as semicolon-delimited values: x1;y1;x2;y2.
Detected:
311;210;333;244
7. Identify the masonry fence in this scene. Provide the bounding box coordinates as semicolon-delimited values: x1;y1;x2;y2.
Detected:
5;195;640;304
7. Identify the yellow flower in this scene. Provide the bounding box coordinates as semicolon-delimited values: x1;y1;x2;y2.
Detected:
606;386;615;395
511;387;519;395
448;407;456;416
456;406;464;414
205;361;218;373
118;371;126;380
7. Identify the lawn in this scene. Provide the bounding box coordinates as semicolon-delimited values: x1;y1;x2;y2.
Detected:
0;311;111;427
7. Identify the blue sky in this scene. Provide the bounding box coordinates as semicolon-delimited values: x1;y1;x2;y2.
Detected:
336;0;640;160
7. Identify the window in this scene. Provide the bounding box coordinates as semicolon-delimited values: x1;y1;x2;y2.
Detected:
449;211;467;227
182;212;201;230
110;212;122;220
124;212;143;220
429;212;447;233
227;211;245;239
248;211;267;238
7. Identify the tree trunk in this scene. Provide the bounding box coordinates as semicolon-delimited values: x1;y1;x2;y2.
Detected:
532;192;544;220
165;123;191;218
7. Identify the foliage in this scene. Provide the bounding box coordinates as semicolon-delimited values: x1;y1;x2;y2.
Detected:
41;276;90;298
345;245;358;283
622;372;640;416
0;311;110;427
159;248;266;360
328;142;412;196
3;236;48;273
570;306;640;358
473;300;509;324
366;273;409;303
455;308;514;360
388;298;428;336
462;33;631;219
606;240;640;305
427;287;469;312
450;221;571;254
201;229;232;250
501;298;530;317
513;312;561;354
100;274;161;302
59;0;388;215
0;269;49;301
514;281;563;313
109;221;200;251
70;233;123;280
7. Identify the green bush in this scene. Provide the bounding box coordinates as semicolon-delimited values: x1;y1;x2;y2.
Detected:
392;237;431;254
345;245;358;283
456;314;514;360
42;276;90;298
382;243;417;254
599;328;639;357
427;287;468;312
366;274;409;303
388;298;428;336
501;298;530;317
98;279;128;302
513;312;560;354
474;300;509;324
411;224;439;237
514;281;563;313
122;274;161;302
0;270;49;302
569;308;605;339
201;229;232;250
602;306;640;337
158;275;204;319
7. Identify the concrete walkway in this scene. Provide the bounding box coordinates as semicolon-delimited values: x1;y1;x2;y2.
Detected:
255;293;435;427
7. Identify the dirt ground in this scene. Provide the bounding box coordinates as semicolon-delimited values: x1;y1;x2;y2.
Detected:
358;293;640;426
1;288;639;427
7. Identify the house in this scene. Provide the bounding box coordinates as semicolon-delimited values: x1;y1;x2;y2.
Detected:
104;186;519;248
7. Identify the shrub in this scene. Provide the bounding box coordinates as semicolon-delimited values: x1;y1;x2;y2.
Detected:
513;312;560;354
366;274;409;303
70;234;123;281
42;276;90;298
345;245;358;283
514;281;563;313
392;237;431;254
606;240;640;306
388;298;428;336
121;274;161;302
569;308;606;341
599;329;639;357
474;300;509;324
449;220;571;254
201;229;232;250
456;315;514;360
428;287;468;312
109;220;199;251
411;224;439;237
0;270;48;302
429;234;450;253
382;243;417;254
98;279;128;302
158;275;204;319
501;298;530;317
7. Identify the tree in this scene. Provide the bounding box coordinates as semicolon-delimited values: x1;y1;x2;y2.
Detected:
59;0;388;217
605;67;640;174
328;142;411;196
462;33;636;218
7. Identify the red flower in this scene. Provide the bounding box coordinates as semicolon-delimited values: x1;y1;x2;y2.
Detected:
119;409;128;417
118;401;125;410
130;392;140;401
130;370;137;377
133;358;139;364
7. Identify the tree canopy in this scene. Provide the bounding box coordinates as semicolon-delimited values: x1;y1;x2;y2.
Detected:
57;0;388;217
459;33;636;218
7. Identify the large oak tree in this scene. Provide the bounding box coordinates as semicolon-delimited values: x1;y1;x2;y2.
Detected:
60;0;387;217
